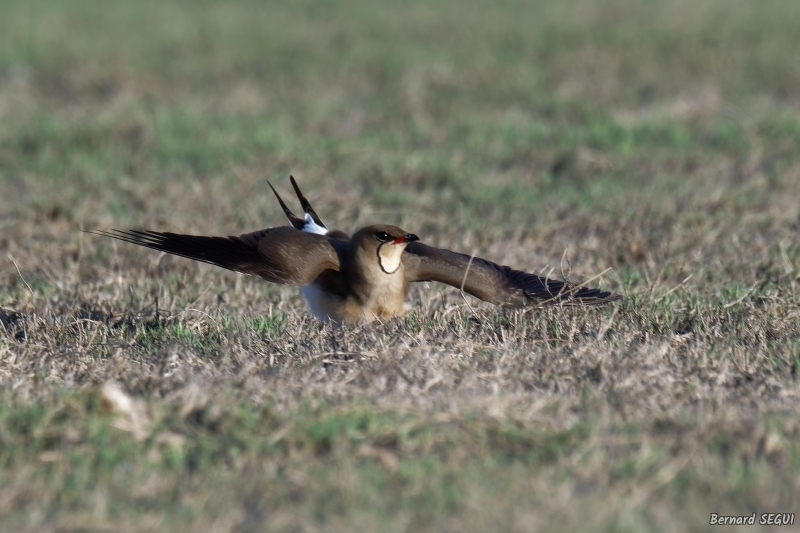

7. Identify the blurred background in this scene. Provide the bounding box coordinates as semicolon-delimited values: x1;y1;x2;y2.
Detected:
2;0;798;240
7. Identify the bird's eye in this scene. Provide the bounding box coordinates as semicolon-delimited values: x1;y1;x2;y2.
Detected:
376;231;391;242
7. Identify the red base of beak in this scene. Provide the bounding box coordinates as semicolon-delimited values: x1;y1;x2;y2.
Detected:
394;234;419;244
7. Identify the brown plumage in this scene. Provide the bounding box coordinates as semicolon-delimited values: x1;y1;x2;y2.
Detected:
90;178;619;323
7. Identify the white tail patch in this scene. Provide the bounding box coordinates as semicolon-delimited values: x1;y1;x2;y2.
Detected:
302;213;328;235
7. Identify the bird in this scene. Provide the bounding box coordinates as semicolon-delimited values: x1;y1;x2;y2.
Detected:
90;176;619;323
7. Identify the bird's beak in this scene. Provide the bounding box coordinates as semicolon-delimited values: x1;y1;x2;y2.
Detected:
394;233;419;244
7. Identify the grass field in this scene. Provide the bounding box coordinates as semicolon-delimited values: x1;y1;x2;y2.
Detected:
2;1;800;531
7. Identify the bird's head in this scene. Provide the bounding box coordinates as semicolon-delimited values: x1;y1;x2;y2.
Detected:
353;225;419;275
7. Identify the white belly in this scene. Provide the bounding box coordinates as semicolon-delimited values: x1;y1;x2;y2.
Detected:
301;278;407;323
301;284;338;322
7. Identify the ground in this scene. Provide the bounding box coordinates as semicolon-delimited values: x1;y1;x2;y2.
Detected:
1;1;800;531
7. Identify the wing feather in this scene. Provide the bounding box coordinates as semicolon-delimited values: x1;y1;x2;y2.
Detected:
403;242;618;307
91;226;343;286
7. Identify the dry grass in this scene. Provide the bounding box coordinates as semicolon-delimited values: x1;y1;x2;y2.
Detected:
2;0;800;531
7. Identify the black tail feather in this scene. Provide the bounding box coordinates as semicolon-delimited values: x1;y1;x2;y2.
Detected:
290;175;326;229
268;181;306;231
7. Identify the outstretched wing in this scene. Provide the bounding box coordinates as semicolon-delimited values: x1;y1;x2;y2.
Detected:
91;226;343;286
402;242;618;307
